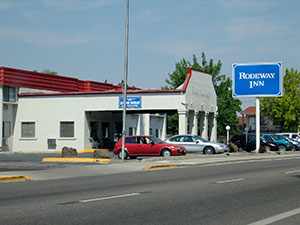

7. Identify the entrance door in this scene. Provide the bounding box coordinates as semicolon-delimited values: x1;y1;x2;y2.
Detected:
2;121;11;151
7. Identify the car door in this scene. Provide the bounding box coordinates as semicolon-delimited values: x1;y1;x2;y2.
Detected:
172;136;193;152
125;137;140;155
141;137;160;155
194;137;207;153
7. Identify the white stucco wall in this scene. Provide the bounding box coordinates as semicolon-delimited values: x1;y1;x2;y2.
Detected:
184;70;217;113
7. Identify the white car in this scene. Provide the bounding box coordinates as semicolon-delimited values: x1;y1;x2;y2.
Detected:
165;134;229;154
276;133;300;141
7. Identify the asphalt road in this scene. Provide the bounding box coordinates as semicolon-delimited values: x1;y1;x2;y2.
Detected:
1;157;300;225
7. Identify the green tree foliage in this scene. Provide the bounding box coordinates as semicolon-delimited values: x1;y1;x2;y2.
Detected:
163;52;241;136
261;68;300;131
217;77;242;135
162;53;223;89
33;69;58;75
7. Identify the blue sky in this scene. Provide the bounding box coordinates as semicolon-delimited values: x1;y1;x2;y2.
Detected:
1;0;299;109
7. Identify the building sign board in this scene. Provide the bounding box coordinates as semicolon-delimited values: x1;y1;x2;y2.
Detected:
119;96;142;109
232;62;283;97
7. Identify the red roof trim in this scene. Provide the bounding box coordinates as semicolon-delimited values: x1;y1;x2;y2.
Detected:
19;88;182;97
17;67;213;97
0;66;128;93
182;68;192;91
182;68;212;92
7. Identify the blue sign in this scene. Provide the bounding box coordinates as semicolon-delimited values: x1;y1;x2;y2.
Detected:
232;62;283;97
119;96;142;109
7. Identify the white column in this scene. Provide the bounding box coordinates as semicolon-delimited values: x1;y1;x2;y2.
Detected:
144;114;150;135
0;86;3;149
190;110;198;135
178;110;188;135
202;111;209;139
136;114;141;135
161;113;167;140
210;112;218;142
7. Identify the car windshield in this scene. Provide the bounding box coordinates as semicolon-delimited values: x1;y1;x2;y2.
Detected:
271;135;281;140
275;135;286;140
150;136;164;144
196;136;209;142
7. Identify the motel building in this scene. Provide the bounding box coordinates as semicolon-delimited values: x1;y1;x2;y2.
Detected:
0;67;217;153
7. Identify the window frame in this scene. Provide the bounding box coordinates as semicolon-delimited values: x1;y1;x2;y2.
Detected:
3;86;17;102
59;121;75;139
20;121;36;139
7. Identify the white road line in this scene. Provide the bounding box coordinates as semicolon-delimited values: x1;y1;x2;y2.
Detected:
216;178;245;184
248;207;300;225
284;169;300;174
79;193;141;203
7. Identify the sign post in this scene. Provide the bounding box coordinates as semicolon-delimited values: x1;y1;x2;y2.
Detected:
232;62;283;153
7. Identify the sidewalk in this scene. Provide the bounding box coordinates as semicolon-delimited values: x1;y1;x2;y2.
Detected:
1;151;300;181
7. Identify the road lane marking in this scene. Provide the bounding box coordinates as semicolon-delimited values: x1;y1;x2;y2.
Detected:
284;169;300;174
79;193;141;203
248;207;300;225
216;178;245;184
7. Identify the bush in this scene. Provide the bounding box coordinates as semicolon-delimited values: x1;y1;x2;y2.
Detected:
61;146;77;157
228;142;239;152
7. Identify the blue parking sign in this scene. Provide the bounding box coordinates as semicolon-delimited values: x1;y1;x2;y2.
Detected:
232;62;283;97
119;96;142;109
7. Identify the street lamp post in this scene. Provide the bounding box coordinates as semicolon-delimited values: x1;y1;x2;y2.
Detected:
121;0;129;160
226;126;230;145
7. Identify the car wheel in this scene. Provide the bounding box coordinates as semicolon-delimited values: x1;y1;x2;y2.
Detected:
161;149;171;157
265;145;271;152
292;145;297;151
204;146;215;154
117;149;128;159
279;145;286;151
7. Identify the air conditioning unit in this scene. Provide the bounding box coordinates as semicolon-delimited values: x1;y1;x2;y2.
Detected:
47;138;56;146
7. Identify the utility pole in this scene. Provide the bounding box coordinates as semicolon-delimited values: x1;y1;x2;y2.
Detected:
121;0;129;160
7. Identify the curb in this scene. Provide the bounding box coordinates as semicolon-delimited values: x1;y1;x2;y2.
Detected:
42;158;111;163
144;164;174;170
0;176;34;182
54;149;109;154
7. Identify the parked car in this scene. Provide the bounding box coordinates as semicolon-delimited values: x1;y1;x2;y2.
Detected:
165;134;229;154
276;133;300;142
274;134;300;151
230;133;279;152
113;135;187;159
261;134;293;151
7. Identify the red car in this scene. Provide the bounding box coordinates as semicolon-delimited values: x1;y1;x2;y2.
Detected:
113;135;187;159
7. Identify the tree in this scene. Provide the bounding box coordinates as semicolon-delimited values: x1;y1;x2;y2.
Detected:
163;52;242;136
261;68;300;131
162;53;224;89
33;69;58;75
216;77;242;135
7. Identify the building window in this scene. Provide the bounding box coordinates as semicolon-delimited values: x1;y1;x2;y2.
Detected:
3;121;11;138
21;122;35;138
60;121;74;138
3;86;16;102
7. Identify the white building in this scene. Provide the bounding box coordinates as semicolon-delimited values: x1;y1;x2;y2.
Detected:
0;67;217;153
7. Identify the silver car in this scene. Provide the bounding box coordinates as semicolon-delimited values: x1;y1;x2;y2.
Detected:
165;134;229;154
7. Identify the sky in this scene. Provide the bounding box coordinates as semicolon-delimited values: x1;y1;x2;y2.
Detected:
1;0;300;110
